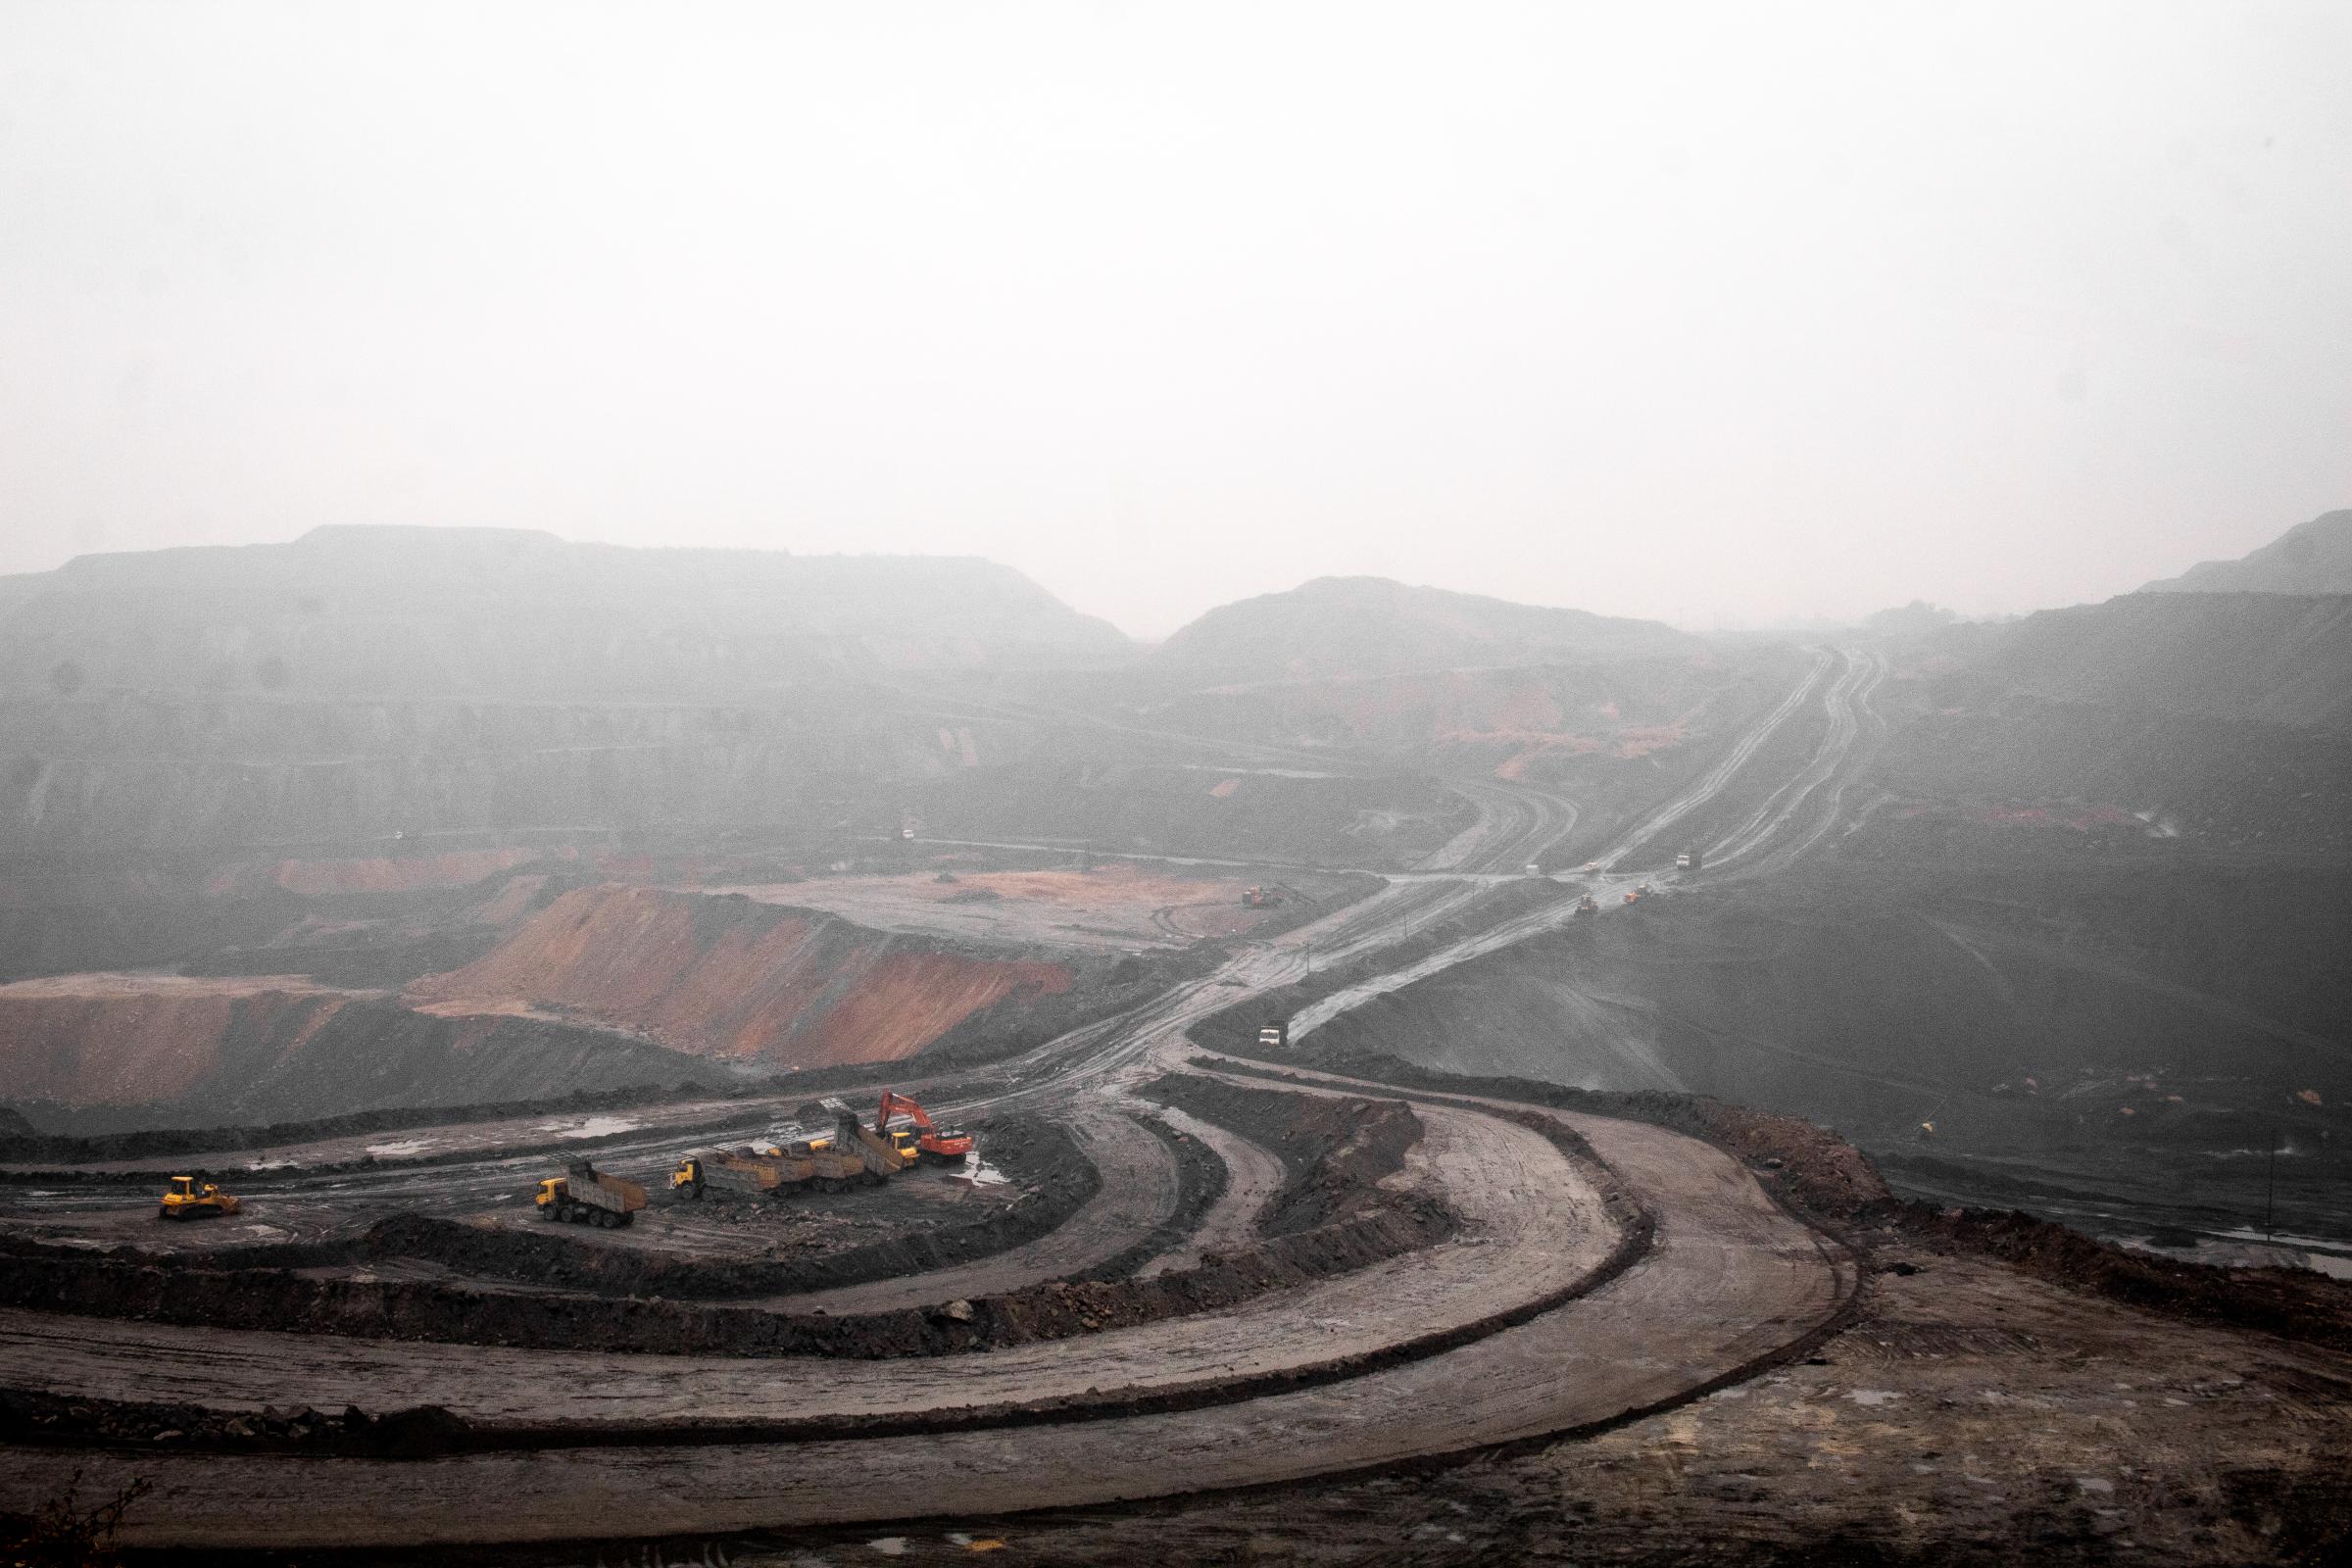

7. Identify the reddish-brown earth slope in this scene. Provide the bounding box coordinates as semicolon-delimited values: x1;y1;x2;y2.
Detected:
407;885;1073;1071
0;974;356;1107
0;970;737;1133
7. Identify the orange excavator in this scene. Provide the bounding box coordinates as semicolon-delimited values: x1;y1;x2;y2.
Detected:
877;1091;975;1164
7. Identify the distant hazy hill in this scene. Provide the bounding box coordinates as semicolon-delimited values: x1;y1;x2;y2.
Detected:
1153;576;1696;682
1945;591;2352;729
0;526;1135;696
2142;509;2352;595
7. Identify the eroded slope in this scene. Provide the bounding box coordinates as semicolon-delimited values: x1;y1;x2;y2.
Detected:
407;884;1076;1071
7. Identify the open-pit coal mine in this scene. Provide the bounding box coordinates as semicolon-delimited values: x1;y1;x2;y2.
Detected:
5;522;2350;1567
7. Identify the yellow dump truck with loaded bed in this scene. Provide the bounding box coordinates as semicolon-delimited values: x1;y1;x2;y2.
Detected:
673;1147;818;1200
536;1160;647;1227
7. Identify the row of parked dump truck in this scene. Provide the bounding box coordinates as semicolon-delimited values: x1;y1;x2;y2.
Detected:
534;1091;974;1226
148;1091;975;1231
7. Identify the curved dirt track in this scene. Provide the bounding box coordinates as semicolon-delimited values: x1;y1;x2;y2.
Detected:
1694;645;1885;872
1417;777;1581;873
1136;1101;1284;1277
763;1107;1178;1314
0;1081;1853;1550
0;1099;1611;1426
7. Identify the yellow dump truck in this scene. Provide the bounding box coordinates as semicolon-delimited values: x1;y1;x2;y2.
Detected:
821;1100;909;1190
158;1175;239;1222
535;1160;648;1228
672;1148;816;1200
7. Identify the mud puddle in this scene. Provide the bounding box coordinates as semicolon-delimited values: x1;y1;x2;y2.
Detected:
532;1116;641;1140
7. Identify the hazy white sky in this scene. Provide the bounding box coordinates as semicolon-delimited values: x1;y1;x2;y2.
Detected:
4;2;2348;637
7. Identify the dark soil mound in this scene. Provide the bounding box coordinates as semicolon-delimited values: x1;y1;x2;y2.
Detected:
1142;1072;1429;1237
2142;509;2352;597
1896;1201;2352;1355
1930;591;2352;729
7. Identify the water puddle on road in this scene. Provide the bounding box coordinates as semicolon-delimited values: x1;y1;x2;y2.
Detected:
957;1157;1010;1188
2126;1229;2352;1279
532;1116;641;1140
365;1139;434;1159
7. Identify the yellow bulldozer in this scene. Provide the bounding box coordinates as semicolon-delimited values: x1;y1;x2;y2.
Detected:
158;1175;239;1222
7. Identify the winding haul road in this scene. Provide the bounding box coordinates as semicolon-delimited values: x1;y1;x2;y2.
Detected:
1290;645;1884;1042
0;643;1882;1551
1;1082;1852;1549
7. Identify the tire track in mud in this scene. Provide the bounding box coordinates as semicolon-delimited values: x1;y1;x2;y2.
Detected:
1596;644;1834;865
1700;647;1887;874
1134;1102;1285;1277
1285;646;1866;1045
1728;648;1889;878
1416;778;1582;875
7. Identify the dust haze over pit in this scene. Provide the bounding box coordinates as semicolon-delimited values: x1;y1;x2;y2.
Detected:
2;1;2348;636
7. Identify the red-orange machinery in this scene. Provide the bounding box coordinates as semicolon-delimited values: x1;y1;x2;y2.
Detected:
877;1091;974;1163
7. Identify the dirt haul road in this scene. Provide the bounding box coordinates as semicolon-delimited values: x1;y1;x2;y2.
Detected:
1136;1100;1286;1277
755;1106;1181;1314
1700;646;1888;876
1;1092;1851;1549
1417;776;1582;873
1288;645;1878;1043
0;1099;1606;1419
